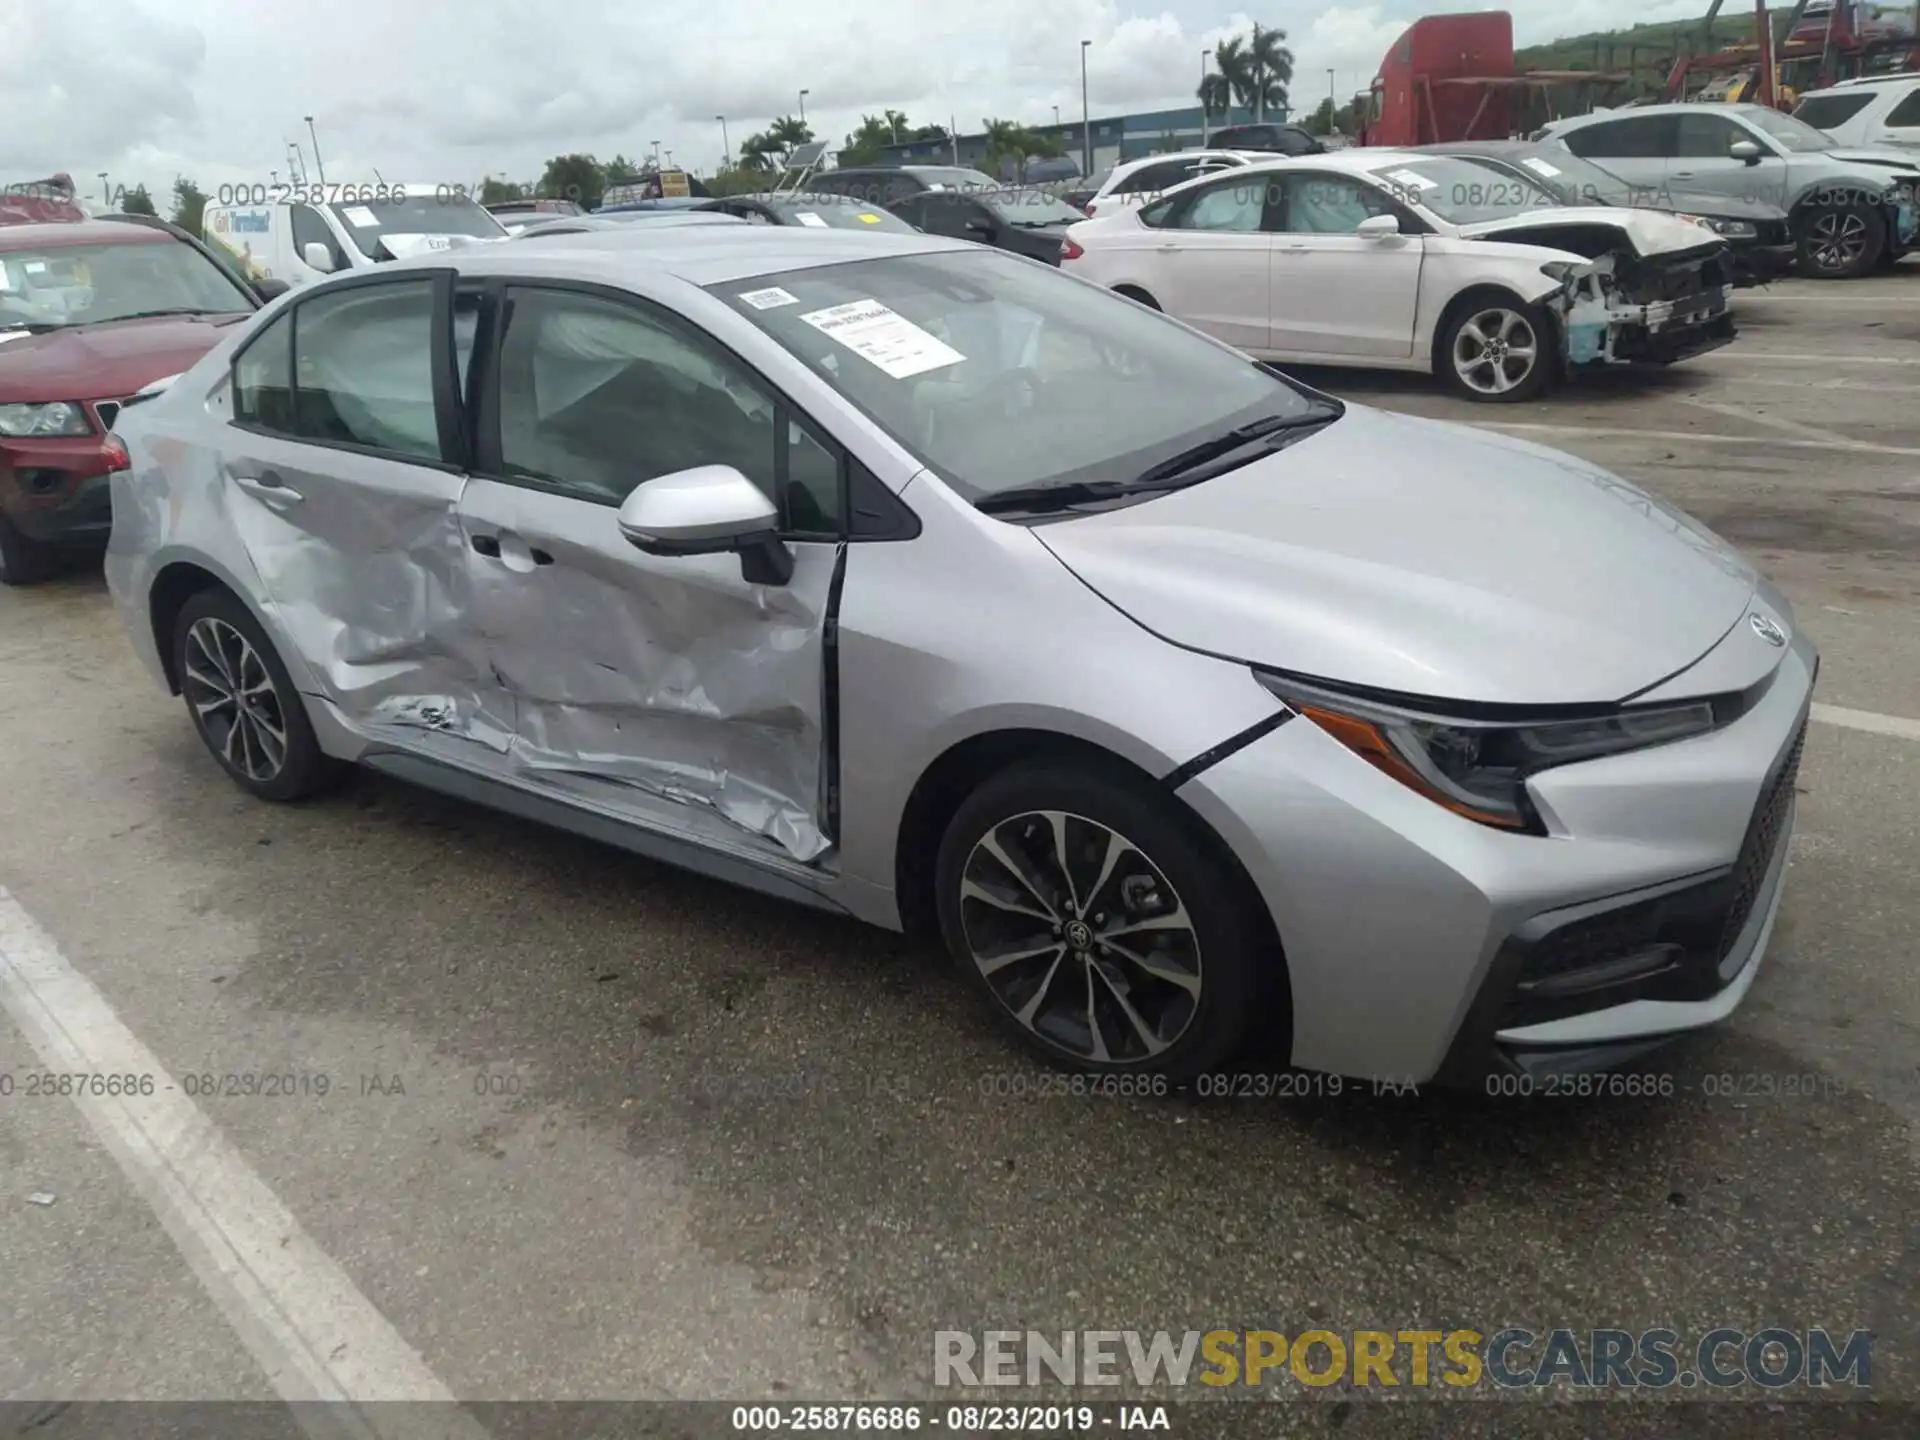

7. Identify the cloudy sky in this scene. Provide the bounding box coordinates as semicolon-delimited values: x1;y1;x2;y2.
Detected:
5;0;1705;206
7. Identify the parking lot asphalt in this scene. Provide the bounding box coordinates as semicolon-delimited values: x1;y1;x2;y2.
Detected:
2;265;1917;1433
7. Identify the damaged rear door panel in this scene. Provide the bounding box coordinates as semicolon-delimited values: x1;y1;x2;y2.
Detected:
220;267;515;760
458;281;842;865
1460;213;1738;370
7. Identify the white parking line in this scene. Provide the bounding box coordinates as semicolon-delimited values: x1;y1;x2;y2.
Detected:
1675;394;1866;450
0;890;486;1436
1812;703;1920;743
1479;421;1920;461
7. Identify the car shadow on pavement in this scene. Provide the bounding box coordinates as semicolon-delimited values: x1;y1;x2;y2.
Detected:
119;735;1920;1399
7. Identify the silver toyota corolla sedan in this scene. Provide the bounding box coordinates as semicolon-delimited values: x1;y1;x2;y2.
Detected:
103;226;1816;1086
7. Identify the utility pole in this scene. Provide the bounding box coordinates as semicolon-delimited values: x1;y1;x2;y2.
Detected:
1080;39;1092;175
1201;49;1211;144
799;89;810;124
1252;23;1266;123
98;172;109;207
305;116;326;186
717;115;730;168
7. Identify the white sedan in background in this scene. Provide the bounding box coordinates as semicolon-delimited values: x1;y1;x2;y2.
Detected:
1061;149;1740;402
1077;149;1263;217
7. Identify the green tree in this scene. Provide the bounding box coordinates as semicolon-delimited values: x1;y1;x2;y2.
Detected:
1197;68;1232;120
118;183;157;216
602;153;643;186
478;175;526;205
169;177;208;233
764;115;815;164
1303;97;1337;136
839;114;897;167
736;133;778;172
980;120;1063;181
538;152;605;209
1213;24;1294;122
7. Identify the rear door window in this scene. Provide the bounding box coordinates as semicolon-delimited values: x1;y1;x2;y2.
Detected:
291;278;444;460
1563;115;1674;159
1793;91;1878;129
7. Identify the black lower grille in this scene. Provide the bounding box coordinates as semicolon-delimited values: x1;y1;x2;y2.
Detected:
93;399;124;433
1717;717;1806;960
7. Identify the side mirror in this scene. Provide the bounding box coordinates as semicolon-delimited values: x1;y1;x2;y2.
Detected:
302;242;337;273
616;465;793;586
1356;213;1401;238
1729;140;1763;165
253;278;290;301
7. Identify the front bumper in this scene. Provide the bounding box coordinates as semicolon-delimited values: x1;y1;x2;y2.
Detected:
2;444;115;546
1173;620;1817;1084
1728;240;1799;286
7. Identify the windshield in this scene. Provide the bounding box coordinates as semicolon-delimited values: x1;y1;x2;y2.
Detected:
1743;108;1836;152
1451;151;1634;208
775;197;917;231
0;239;253;329
1794;92;1878;130
983;190;1089;225
327;196;508;258
707;249;1317;504
1362;156;1560;223
911;168;1003;191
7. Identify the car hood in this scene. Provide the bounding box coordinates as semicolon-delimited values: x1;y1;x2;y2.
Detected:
376;232;510;259
1821;146;1920;174
1659;188;1788;222
1033;406;1759;706
1457;206;1722;257
0;314;249;403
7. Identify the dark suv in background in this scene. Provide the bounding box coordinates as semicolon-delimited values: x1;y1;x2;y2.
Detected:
1205;123;1325;155
0;216;272;583
806;165;1088;263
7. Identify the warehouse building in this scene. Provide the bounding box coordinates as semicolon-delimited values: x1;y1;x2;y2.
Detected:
877;104;1291;177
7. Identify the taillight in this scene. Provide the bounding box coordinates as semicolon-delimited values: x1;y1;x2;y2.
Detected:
1060;237;1085;261
103;436;130;473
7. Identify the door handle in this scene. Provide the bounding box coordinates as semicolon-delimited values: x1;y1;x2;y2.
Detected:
529;547;554;566
469;534;501;557
469;532;552;566
1155;243;1181;252
230;471;303;505
1671;171;1696;180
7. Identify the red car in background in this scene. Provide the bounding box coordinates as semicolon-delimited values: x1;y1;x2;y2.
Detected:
0;217;280;584
0;174;87;227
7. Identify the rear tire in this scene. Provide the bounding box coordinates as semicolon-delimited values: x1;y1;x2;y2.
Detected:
1796;204;1884;279
934;760;1276;1080
171;588;338;802
1112;285;1161;310
0;513;58;586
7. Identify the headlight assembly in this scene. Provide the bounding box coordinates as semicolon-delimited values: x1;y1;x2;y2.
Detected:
1704;218;1757;239
0;401;91;438
1255;673;1720;833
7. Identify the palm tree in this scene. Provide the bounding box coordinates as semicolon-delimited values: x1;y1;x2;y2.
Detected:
765;114;815;164
1212;25;1294;123
1247;25;1293;120
1196;68;1232;124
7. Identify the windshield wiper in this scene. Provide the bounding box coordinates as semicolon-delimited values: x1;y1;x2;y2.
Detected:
103;308;232;322
976;404;1344;517
0;319;66;335
1131;403;1343;487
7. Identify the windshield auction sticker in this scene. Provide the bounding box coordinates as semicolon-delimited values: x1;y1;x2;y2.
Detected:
738;287;799;309
798;299;965;379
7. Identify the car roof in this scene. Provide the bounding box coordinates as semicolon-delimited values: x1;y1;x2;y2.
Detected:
0;219;174;252
454;223;970;287
1551;102;1762;128
1229;149;1442;178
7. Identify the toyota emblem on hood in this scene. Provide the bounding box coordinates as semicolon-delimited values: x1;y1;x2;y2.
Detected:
1750;612;1788;648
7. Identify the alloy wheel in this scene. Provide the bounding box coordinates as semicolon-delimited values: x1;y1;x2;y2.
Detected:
1808;210;1868;274
958;810;1202;1064
1451;307;1539;396
182;617;289;783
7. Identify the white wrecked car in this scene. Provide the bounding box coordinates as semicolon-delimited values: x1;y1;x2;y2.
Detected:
1061;148;1737;403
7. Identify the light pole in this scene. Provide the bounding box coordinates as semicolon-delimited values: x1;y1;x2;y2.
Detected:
1052;105;1060;126
1080;40;1092;176
717;115;730;168
1328;68;1337;131
1200;49;1210;145
799;89;810;124
305;116;326;186
665;150;674;168
98;172;109;207
651;140;661;167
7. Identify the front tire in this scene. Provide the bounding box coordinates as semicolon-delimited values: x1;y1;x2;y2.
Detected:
0;513;58;587
171;588;336;801
1437;293;1554;403
934;761;1274;1079
1796;204;1884;279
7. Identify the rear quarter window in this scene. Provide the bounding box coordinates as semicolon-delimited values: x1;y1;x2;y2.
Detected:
1794;92;1878;128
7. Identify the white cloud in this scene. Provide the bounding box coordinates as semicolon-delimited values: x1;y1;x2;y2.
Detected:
0;0;1721;205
